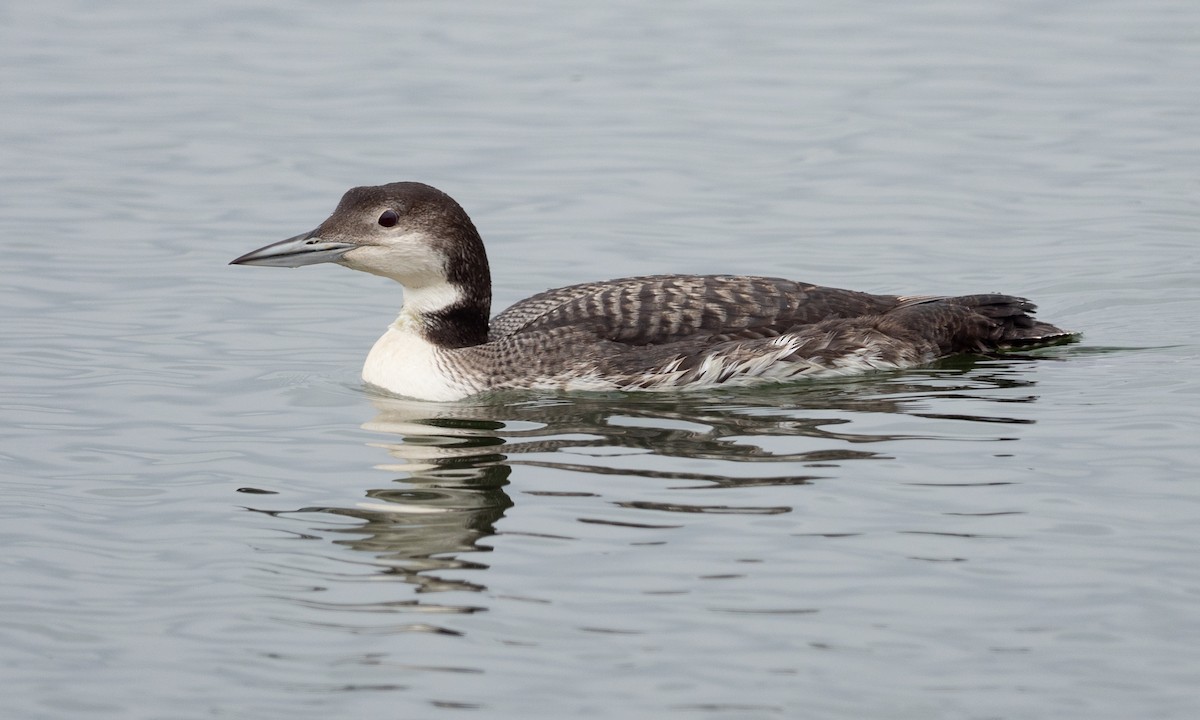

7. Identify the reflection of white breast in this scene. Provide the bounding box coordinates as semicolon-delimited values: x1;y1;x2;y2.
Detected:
363;320;475;402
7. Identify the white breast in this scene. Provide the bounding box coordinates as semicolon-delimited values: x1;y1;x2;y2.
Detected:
362;319;476;401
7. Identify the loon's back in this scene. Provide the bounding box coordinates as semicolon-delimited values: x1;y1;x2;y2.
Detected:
491;275;895;341
491;274;1068;348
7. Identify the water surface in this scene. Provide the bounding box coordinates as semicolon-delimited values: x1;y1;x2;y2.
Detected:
2;1;1199;718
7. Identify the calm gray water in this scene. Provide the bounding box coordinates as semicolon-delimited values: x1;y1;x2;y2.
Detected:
3;1;1199;718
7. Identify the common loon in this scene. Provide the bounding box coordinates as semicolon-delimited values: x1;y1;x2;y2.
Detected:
231;182;1075;401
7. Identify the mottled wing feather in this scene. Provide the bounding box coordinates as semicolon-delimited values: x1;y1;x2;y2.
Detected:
490;278;629;338
490;274;901;345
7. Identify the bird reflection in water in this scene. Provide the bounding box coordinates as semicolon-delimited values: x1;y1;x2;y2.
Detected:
244;358;1051;612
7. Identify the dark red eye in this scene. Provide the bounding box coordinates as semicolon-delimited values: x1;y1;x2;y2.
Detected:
378;210;399;227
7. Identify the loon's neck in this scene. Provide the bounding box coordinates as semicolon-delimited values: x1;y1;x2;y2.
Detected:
396;251;491;349
395;213;492;349
400;281;489;348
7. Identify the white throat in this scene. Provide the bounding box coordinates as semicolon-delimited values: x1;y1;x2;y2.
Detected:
397;281;465;326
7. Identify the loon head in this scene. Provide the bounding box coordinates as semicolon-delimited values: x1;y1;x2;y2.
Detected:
232;182;492;347
231;182;489;288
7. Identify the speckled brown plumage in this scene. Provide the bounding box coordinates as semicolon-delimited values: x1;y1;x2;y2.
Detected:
467;276;1074;393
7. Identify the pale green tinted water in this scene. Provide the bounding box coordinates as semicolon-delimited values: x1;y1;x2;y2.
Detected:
3;1;1199;718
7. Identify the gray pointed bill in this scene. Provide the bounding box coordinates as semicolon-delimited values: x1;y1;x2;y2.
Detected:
230;231;356;268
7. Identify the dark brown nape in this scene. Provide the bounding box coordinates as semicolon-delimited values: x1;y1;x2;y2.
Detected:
405;184;493;348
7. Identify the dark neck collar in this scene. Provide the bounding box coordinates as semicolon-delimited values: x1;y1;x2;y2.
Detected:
423;286;490;348
423;222;492;348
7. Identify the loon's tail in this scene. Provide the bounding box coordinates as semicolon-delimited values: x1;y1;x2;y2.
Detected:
891;294;1077;354
950;294;1076;348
